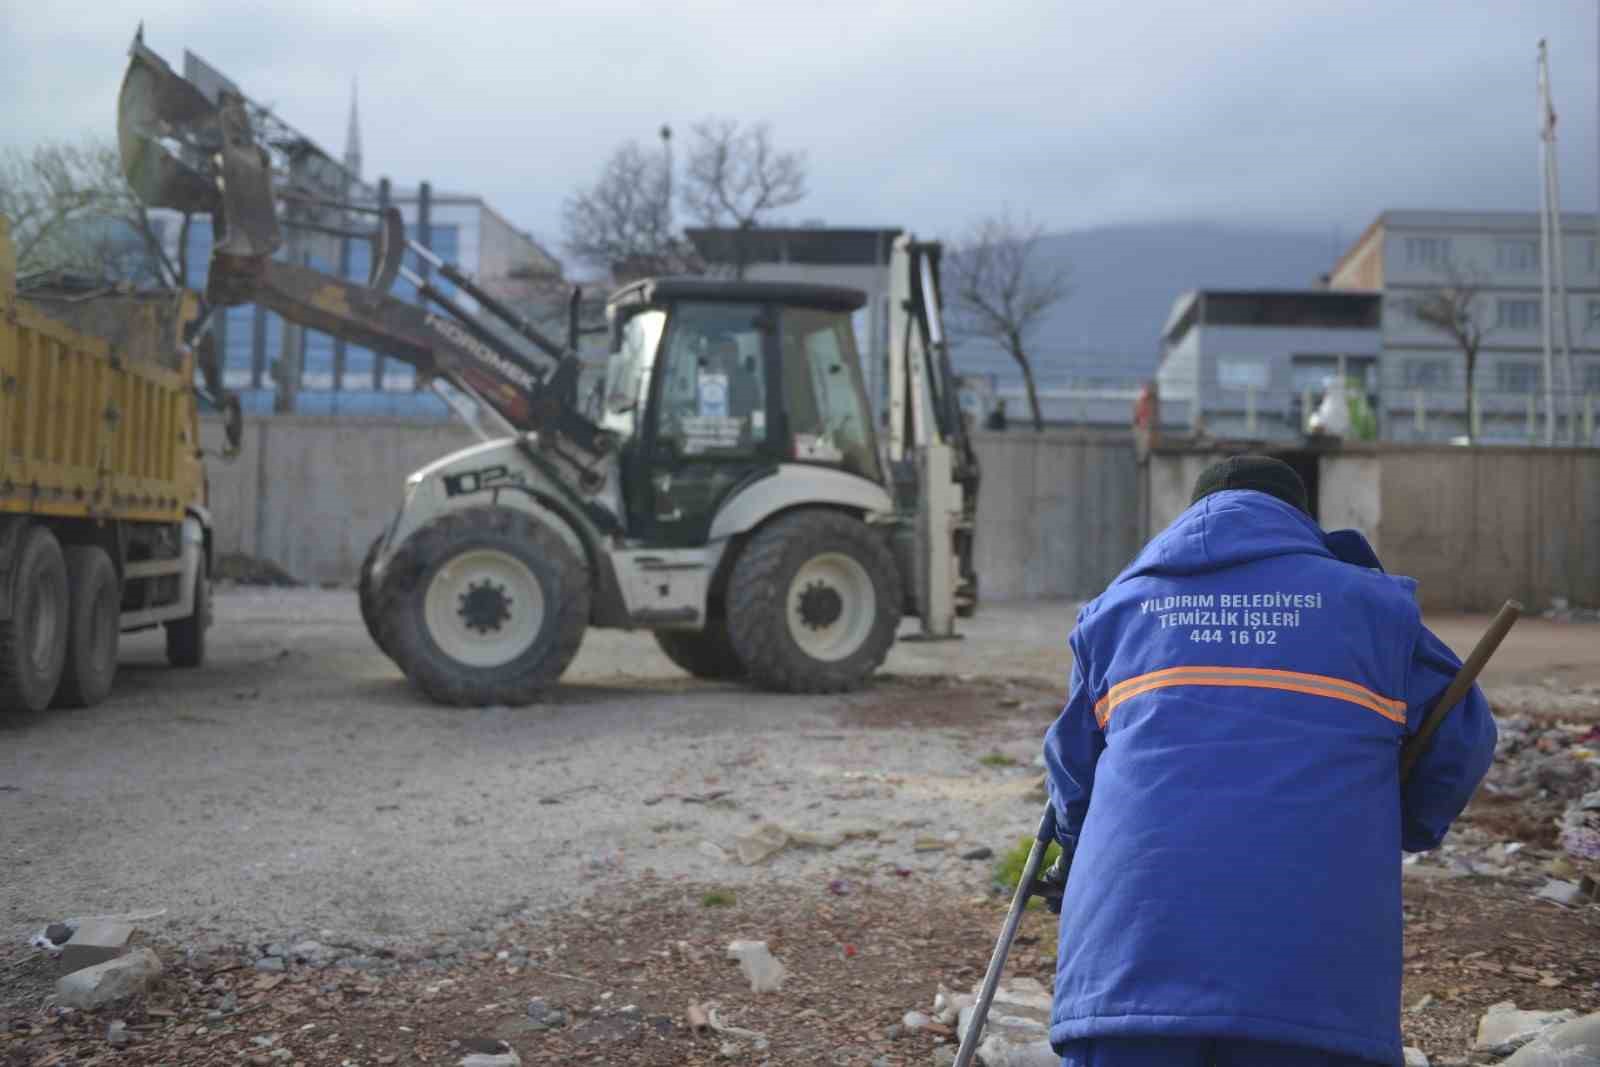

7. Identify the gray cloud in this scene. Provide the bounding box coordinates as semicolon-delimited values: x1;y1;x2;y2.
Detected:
3;0;1596;255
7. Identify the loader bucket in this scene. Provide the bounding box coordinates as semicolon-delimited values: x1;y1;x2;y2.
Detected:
370;206;405;292
117;32;282;260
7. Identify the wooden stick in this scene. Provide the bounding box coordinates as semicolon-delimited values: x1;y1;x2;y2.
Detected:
1399;600;1521;783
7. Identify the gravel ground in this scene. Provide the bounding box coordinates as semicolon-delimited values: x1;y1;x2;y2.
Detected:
0;589;1073;952
2;588;1592;954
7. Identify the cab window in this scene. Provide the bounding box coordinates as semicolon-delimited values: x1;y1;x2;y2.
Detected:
601;309;664;440
780;307;879;480
655;302;767;457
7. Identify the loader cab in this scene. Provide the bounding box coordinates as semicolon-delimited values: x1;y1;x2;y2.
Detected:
603;278;880;546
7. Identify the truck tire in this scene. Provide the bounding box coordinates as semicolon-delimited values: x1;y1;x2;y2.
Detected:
165;555;209;668
0;525;69;713
654;618;745;680
358;533;394;661
725;510;902;693
375;506;589;706
55;546;120;708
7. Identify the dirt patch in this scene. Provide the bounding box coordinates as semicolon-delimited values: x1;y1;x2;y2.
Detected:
4;876;1594;1066
836;674;1062;732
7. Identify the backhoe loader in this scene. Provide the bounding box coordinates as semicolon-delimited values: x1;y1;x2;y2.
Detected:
118;34;979;705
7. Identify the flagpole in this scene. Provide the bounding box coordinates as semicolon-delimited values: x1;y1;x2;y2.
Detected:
1538;40;1557;447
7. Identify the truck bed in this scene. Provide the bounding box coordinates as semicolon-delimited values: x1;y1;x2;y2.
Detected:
0;218;202;525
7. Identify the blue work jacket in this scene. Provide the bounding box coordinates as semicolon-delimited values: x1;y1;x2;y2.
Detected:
1043;490;1497;1065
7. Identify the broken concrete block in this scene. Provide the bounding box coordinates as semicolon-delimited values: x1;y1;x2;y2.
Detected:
954;977;1057;1067
55;947;162;1009
1403;1048;1429;1066
57;918;133;975
1474;1001;1580;1057
1501;1011;1600;1065
725;940;786;993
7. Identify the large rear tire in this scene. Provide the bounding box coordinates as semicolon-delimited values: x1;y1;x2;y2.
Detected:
55;546;120;708
165;555;209;668
725;510;902;693
0;525;69;713
654;617;745;680
358;533;394;661
375;507;589;706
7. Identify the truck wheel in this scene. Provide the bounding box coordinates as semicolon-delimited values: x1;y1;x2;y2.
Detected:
726;510;902;693
375;507;589;706
358;533;394;661
0;525;69;713
654;617;745;680
165;556;209;668
55;546;120;708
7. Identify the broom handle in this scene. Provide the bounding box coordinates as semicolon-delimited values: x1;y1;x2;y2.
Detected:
1399;600;1521;783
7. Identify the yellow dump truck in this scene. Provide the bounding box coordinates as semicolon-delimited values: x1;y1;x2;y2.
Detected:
0;216;223;712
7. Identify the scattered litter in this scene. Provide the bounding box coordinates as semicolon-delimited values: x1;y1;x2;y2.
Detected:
687;1002;710;1031
706;1004;768;1044
1534;879;1583;907
456;1038;521;1067
106;1020;130;1046
1474;1001;1580;1056
698;840;730;863
725;940;787;993
961;846;995;861
827;879;853;896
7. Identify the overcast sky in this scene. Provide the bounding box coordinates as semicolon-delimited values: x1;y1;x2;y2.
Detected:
3;1;1598;258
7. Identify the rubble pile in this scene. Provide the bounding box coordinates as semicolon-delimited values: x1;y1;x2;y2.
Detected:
1405;715;1600;898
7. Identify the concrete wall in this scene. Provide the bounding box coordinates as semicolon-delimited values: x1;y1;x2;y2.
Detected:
968;430;1141;601
1142;443;1600;612
1376;446;1600;612
200;416;476;584
199;417;1142;601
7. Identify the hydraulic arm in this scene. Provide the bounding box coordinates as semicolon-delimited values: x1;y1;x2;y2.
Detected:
118;33;610;475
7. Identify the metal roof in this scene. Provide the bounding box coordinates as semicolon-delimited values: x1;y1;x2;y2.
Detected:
607;276;867;312
684;227;903;267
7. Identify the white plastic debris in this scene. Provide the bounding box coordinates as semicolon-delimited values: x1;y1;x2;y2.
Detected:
725;939;787;993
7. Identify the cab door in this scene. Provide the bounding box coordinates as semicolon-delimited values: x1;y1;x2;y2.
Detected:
627;301;778;547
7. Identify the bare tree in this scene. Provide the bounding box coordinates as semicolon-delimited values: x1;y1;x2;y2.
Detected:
943;213;1070;431
680;118;807;278
562;130;693;281
1405;260;1491;444
0;138;174;284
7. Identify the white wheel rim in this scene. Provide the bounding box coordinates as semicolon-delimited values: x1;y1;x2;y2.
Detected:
422;549;545;668
786;552;876;663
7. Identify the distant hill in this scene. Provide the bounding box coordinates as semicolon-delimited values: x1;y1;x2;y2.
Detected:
951;221;1341;389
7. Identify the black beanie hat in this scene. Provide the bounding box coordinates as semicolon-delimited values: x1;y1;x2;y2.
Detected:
1190;455;1311;515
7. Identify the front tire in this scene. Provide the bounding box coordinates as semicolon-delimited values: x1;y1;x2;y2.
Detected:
654;617;745;680
375;507;589;706
358;533;394;661
725;510;902;693
0;525;69;713
55;546;120;708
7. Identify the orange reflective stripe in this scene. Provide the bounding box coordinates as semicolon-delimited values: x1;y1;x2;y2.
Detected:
1092;665;1406;728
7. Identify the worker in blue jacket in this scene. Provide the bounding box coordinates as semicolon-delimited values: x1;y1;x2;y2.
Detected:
1040;455;1497;1067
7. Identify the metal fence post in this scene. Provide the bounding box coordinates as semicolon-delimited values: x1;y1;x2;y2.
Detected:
1414;390;1425;437
1246;386;1257;436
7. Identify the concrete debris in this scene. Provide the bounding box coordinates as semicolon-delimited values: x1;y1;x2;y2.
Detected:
524;997;566;1030
933;1049;958;1067
1404;717;1600;881
687;1001;710;1031
1474;1001;1581;1057
1534;879;1583;906
1500;1011;1600;1065
55;946;163;1009
106;1020;130;1047
457;1037;521;1066
707;1005;768;1043
903;1010;932;1030
951;977;1056;1067
725;939;787;993
1402;1048;1429;1066
254;955;286;972
698;840;731;863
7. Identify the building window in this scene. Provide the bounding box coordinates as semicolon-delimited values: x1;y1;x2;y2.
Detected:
1584;362;1600;394
1495;239;1537;273
1496;298;1539;330
1495;361;1539;394
1216;359;1269;389
1587;299;1600;332
1404;359;1449;389
1590;240;1599;274
1404;236;1452;267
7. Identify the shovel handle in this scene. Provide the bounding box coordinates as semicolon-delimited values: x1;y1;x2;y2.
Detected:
953;806;1056;1067
1398;600;1521;783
